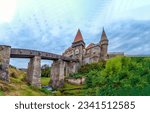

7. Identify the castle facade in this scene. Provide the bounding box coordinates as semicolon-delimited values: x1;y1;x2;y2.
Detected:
63;28;110;65
51;28;124;88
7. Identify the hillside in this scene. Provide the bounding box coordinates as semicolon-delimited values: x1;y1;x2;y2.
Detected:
0;67;50;96
0;66;82;96
74;56;150;96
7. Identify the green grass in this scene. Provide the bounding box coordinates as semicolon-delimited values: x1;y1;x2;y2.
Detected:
0;67;53;96
0;71;84;96
0;67;85;96
41;77;50;86
63;89;85;96
56;83;84;96
41;78;84;96
63;82;83;90
0;90;3;96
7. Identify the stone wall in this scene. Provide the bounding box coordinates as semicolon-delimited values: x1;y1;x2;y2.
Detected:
0;45;11;82
66;61;80;75
66;77;86;85
50;60;80;88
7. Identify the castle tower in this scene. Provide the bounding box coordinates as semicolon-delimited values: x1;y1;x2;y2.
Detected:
72;29;85;64
100;28;108;60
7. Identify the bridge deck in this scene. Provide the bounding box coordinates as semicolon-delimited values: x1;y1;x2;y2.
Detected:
10;48;78;62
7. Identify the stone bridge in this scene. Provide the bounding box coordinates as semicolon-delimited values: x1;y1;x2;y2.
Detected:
0;45;79;88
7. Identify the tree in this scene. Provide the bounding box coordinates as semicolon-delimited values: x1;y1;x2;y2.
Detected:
41;64;51;77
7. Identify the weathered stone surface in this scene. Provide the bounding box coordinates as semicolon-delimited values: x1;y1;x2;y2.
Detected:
63;28;110;65
0;45;11;82
50;59;65;88
27;56;41;88
11;48;78;62
50;59;80;88
66;77;86;85
66;61;80;75
0;45;78;88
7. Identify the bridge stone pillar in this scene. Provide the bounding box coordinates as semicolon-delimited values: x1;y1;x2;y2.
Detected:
0;45;11;82
50;59;65;89
66;61;80;75
27;56;41;88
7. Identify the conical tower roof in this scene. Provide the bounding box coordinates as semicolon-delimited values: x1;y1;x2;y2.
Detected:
72;29;85;47
101;27;108;41
73;29;84;43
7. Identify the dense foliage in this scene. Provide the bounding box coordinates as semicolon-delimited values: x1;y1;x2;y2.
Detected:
71;56;150;96
41;64;51;77
69;62;105;78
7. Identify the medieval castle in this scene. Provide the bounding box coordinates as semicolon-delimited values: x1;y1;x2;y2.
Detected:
62;28;124;65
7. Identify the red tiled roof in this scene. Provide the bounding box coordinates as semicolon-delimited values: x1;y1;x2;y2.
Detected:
86;43;95;49
73;29;84;43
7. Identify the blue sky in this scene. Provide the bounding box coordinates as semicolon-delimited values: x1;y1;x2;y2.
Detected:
0;0;150;68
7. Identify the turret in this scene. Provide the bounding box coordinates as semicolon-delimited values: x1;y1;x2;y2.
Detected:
72;29;85;64
72;29;85;48
100;28;108;60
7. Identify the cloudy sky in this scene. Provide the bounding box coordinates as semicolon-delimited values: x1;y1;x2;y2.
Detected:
0;0;150;68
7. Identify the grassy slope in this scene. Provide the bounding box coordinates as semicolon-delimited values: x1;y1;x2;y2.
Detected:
41;77;84;96
41;77;50;86
79;57;150;96
59;83;84;96
0;67;48;96
0;67;83;96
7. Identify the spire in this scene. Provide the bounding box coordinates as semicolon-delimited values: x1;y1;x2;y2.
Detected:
101;27;108;41
72;29;85;48
73;29;84;43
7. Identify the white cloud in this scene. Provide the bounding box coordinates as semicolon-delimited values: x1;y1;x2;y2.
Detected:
0;0;17;23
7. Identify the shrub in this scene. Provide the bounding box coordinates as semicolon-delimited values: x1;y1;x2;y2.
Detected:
69;73;82;78
79;62;105;74
0;90;3;96
41;64;51;77
83;56;150;96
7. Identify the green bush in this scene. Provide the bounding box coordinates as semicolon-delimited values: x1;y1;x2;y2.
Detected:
41;64;51;77
79;62;105;74
83;56;150;96
0;90;3;96
69;73;83;78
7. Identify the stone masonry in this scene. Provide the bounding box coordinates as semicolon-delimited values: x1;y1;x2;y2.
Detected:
0;45;11;82
50;60;80;88
0;45;78;88
50;59;65;88
63;28;124;65
61;28;124;86
27;56;41;87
